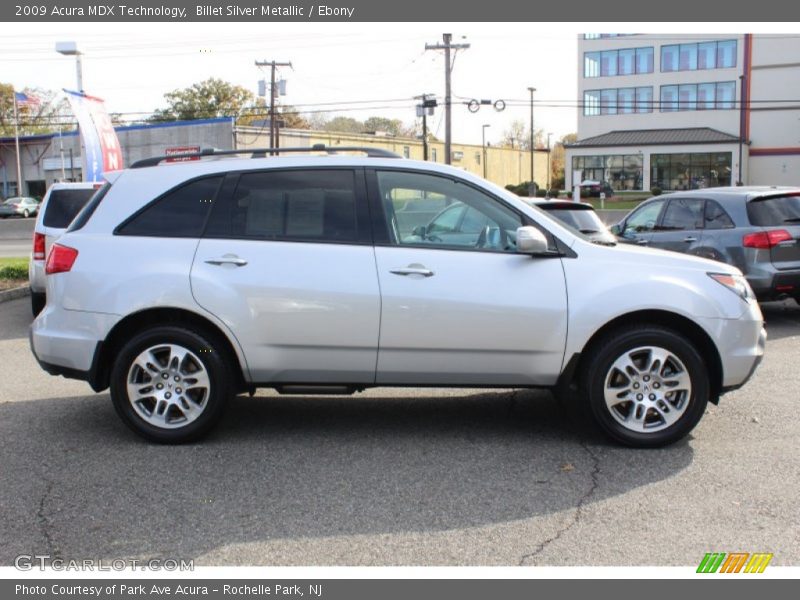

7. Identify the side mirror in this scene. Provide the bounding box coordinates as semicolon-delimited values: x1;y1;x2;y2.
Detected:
516;226;549;254
411;225;427;238
609;223;621;236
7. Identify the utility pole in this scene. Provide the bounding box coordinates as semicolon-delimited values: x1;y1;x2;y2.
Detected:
425;34;470;165
415;94;437;161
528;87;536;196
255;59;292;149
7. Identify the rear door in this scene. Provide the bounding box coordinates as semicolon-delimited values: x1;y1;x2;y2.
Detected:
649;197;706;255
190;168;381;384
747;193;800;271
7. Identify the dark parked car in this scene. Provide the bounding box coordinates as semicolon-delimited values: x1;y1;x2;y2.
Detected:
611;187;800;302
579;180;614;198
528;199;616;245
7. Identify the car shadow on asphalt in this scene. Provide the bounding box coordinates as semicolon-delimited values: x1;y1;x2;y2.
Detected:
0;388;694;564
761;299;800;342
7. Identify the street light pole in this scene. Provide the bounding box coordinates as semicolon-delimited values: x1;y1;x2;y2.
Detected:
546;132;552;197
482;124;491;179
527;87;536;196
56;41;84;92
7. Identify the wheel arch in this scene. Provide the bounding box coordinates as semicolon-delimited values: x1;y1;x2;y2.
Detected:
91;307;249;393
570;309;723;404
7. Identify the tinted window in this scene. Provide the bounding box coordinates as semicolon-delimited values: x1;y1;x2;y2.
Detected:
67;183;111;232
747;194;800;226
117;176;221;237
660;198;704;230
43;188;97;228
208;170;358;242
704;200;735;229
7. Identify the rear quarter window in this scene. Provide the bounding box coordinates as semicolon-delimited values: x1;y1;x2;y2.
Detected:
43;188;98;228
747;194;800;226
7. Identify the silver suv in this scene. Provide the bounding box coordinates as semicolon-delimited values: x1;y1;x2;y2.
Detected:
30;146;766;447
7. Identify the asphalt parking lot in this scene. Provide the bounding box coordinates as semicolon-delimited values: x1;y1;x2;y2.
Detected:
1;296;798;567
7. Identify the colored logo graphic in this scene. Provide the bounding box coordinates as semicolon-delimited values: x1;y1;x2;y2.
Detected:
697;552;773;573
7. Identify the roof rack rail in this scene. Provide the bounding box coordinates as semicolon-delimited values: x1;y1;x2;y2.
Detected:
130;144;402;168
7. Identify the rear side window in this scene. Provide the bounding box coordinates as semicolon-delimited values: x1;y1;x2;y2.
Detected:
660;198;704;230
67;183;112;232
117;176;222;237
43;188;97;228
747;194;800;226
704;200;735;229
206;169;359;242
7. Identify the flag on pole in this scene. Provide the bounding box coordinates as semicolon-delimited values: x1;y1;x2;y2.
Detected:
14;92;41;108
64;90;123;181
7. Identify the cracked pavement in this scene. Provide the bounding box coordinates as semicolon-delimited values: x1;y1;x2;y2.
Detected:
1;296;799;566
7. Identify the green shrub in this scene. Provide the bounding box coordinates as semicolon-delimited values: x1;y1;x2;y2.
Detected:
650;187;662;196
0;264;27;280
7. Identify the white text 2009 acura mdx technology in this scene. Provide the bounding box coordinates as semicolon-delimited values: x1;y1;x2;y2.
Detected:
30;147;765;447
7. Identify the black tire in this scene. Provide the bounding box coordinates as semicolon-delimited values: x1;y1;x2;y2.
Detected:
30;292;46;316
582;325;709;448
110;326;234;443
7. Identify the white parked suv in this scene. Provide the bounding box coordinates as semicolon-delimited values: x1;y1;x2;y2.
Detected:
30;146;766;446
29;181;102;315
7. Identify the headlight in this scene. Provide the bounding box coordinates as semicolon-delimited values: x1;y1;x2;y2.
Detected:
708;272;755;302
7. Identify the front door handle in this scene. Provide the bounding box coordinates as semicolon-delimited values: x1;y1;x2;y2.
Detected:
205;256;248;267
683;236;698;243
390;266;434;277
637;239;649;246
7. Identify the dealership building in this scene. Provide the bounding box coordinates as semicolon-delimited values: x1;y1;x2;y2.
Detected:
566;33;800;192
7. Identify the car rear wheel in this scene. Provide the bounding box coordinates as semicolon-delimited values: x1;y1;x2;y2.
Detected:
30;292;45;316
110;326;233;443
23;209;30;218
583;325;709;448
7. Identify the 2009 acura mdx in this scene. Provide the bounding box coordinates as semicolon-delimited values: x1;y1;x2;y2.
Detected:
30;146;766;447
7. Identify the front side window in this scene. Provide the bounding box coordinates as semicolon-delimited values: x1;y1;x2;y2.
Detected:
376;171;523;252
117;176;222;237
205;170;358;242
624;200;665;234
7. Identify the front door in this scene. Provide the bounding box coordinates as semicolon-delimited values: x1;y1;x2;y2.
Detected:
369;169;568;386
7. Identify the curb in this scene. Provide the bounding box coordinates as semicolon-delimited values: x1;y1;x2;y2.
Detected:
0;285;30;304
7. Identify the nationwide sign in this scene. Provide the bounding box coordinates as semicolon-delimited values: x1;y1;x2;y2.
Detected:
65;90;124;182
165;146;201;162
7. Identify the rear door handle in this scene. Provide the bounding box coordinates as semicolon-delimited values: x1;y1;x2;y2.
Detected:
205;256;248;267
390;267;434;277
636;239;649;246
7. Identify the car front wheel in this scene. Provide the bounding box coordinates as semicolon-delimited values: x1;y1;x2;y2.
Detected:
583;325;709;448
110;326;233;443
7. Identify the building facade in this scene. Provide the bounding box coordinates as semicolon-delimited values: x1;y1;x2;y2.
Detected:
566;33;800;192
1;118;546;199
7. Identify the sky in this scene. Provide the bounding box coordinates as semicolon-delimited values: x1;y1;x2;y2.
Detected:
2;22;797;146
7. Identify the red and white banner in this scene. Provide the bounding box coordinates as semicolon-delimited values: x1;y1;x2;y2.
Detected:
65;90;124;181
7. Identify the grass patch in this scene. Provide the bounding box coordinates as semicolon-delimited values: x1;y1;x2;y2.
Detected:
586;199;644;211
0;257;28;281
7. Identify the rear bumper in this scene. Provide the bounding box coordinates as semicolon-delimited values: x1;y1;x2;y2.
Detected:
747;267;800;300
30;305;118;391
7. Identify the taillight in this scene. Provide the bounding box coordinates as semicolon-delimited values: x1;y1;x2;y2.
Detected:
45;244;78;274
32;232;45;260
742;229;792;249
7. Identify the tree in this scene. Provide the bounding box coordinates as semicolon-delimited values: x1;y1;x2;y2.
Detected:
150;78;254;122
550;132;578;191
499;119;546;150
321;116;364;134
0;84;71;137
363;116;417;137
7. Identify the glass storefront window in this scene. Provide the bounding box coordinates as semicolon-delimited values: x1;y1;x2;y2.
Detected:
650;152;732;190
571;155;644;191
